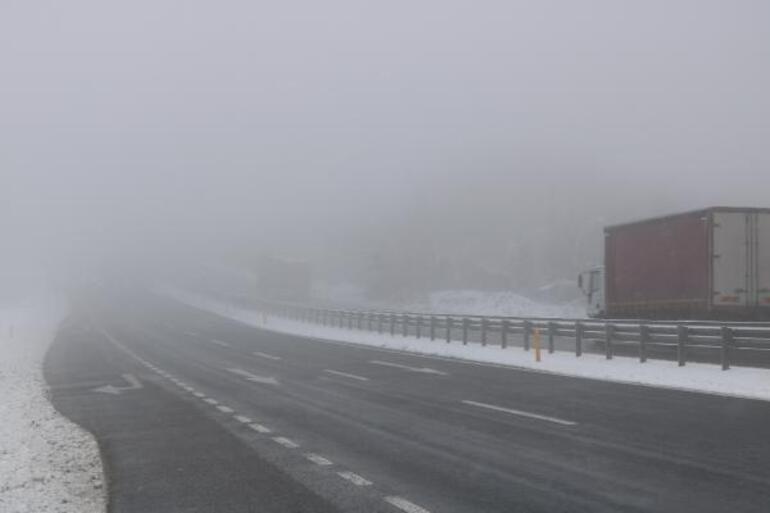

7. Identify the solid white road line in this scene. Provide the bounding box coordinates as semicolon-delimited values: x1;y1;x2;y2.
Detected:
369;360;448;376
253;351;282;361
384;496;432;513
249;423;272;434
216;405;234;414
211;339;231;348
336;471;372;486
226;368;279;385
461;400;577;426
323;369;370;381
305;453;333;466
272;437;300;449
234;415;252;424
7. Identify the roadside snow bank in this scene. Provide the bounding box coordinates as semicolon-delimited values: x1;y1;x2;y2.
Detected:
167;289;770;402
418;289;584;318
0;293;104;513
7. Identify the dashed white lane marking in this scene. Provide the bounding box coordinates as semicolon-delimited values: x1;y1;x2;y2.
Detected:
249;423;272;434
337;471;372;486
461;400;577;426
216;405;234;414
384;496;431;513
211;339;231;348
305;453;333;466
323;369;369;382
234;415;252;424
204;398;219;405
253;351;282;361
369;360;448;376
227;368;280;386
272;437;299;449
194;392;206;398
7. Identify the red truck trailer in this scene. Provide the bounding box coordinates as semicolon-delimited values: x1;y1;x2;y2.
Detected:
579;207;770;320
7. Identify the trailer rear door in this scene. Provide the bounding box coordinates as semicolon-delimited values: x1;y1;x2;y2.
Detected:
712;211;749;306
757;213;770;308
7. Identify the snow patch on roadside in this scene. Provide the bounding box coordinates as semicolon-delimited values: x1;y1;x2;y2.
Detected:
165;288;770;403
0;292;105;513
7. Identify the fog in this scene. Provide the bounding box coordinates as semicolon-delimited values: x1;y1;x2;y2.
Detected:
3;1;770;301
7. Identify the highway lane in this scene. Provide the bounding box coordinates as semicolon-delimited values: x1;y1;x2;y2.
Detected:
49;292;770;512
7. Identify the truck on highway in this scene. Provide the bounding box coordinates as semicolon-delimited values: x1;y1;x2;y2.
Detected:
578;207;770;320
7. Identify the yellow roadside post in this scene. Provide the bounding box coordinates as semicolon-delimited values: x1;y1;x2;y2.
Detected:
534;328;542;362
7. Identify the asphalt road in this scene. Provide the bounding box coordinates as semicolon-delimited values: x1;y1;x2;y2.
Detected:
45;290;770;512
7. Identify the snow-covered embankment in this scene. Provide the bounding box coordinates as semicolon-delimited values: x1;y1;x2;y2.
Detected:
0;293;105;513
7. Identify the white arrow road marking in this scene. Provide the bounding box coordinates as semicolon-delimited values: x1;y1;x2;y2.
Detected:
227;368;279;386
92;374;143;395
337;471;372;486
323;369;369;381
461;400;577;426
384;496;432;513
369;360;448;376
253;351;282;361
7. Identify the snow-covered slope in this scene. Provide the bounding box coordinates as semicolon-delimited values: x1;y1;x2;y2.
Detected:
0;292;105;513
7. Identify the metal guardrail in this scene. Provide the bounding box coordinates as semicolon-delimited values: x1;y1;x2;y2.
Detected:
241;297;770;370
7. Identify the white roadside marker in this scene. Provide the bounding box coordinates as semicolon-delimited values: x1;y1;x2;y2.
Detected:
234;415;252;424
462;400;577;426
253;351;282;361
304;453;333;466
272;437;299;449
337;471;372;486
323;369;369;381
384;496;432;513
369;360;447;376
249;423;272;434
216;405;234;414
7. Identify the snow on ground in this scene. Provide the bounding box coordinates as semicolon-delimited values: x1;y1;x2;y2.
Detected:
166;288;770;403
415;289;584;318
0;291;105;513
314;284;585;319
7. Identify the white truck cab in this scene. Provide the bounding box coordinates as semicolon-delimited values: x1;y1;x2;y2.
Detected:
578;266;605;318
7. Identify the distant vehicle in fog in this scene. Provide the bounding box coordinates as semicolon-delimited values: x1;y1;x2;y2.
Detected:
579;207;770;320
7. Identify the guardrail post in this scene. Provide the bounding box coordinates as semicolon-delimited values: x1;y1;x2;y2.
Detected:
416;316;422;339
348;312;354;330
481;318;488;347
501;320;509;349
462;318;469;345
639;324;649;363
402;314;409;337
677;325;688;366
357;312;363;330
367;313;373;331
390;314;396;336
446;316;452;343
547;322;555;354
430;316;436;341
575;321;582;357
605;324;614;359
523;320;531;351
377;313;383;334
721;326;733;370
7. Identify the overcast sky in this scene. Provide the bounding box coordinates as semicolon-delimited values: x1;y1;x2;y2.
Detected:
2;1;769;282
